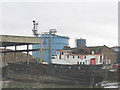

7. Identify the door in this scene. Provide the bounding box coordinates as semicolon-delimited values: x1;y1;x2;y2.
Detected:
90;58;96;65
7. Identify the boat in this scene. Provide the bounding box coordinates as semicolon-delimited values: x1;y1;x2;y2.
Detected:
52;49;104;65
2;49;109;86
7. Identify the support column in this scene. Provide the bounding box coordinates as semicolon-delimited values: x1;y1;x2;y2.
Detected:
15;45;17;63
4;47;6;67
49;32;51;64
27;44;29;64
40;43;43;64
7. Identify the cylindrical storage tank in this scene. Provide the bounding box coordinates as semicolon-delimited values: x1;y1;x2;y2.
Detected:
32;34;69;63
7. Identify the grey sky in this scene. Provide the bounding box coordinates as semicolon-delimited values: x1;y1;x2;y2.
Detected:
0;1;118;47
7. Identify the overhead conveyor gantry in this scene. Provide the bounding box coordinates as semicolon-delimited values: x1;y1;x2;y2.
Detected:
0;35;43;66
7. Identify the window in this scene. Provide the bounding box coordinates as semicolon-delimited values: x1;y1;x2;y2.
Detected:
80;62;82;65
73;56;74;59
62;52;64;55
52;57;55;59
78;56;80;59
59;52;61;59
67;55;69;58
109;60;111;64
100;55;102;63
83;62;85;65
84;56;86;59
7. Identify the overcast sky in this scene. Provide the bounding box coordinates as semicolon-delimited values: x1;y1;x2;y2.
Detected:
0;0;118;47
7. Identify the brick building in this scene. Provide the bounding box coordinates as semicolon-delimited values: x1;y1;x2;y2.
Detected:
88;45;116;65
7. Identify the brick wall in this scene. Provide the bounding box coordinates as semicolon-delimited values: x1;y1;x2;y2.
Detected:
101;46;116;64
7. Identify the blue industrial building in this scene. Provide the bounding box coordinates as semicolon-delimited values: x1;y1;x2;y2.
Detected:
75;38;86;47
32;34;69;63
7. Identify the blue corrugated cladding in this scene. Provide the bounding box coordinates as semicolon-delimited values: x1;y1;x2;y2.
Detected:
32;34;69;63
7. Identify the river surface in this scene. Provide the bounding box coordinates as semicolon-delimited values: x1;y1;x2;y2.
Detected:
2;80;119;89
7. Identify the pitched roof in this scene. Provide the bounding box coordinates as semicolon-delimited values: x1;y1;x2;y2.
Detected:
88;45;116;53
63;45;115;54
87;46;103;54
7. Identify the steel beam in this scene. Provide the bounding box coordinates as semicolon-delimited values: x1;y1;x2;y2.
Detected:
27;44;29;64
3;47;6;67
14;45;17;63
40;43;43;63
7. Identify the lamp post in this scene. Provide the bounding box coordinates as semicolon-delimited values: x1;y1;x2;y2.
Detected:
49;29;57;64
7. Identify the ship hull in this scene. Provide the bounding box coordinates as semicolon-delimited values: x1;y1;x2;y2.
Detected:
107;65;120;81
2;63;106;85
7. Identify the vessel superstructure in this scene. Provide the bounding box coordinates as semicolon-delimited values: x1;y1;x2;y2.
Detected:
52;50;104;65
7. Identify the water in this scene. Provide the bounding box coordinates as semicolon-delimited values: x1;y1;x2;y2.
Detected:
2;64;119;89
2;80;97;88
2;79;120;89
98;81;119;88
